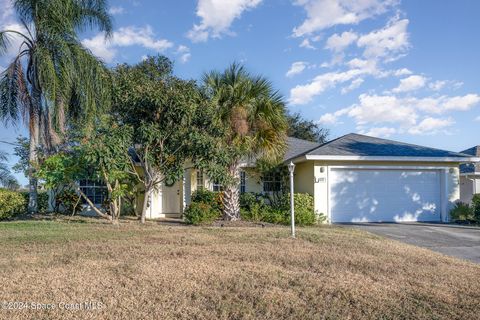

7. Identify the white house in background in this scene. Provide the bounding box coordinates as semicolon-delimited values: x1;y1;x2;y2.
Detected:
459;146;480;204
79;133;479;223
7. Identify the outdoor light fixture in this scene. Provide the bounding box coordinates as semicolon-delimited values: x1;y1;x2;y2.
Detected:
288;161;296;238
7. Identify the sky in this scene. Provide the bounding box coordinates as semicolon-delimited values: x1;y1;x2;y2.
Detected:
1;0;480;186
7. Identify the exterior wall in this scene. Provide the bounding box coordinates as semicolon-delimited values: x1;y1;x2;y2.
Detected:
310;160;461;223
244;168;263;194
294;161;314;195
460;175;480;204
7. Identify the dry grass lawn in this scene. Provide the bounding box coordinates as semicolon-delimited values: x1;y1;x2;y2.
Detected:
0;217;479;320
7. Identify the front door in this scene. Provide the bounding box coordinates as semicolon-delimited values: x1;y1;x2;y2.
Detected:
161;180;181;214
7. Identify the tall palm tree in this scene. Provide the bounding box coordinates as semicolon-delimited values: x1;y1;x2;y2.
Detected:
203;63;288;221
0;0;112;213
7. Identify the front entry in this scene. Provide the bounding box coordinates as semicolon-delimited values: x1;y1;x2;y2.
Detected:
160;180;181;216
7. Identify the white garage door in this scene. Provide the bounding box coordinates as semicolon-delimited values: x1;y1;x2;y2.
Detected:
329;168;442;223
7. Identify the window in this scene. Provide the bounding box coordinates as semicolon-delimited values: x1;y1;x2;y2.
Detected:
240;171;246;193
212;180;223;192
196;169;204;189
262;172;283;192
79;179;107;205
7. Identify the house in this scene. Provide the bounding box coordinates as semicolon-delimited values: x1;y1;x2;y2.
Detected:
459;146;480;203
79;133;479;223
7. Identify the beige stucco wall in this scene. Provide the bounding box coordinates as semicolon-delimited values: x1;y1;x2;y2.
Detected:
309;160;461;223
459;175;480;204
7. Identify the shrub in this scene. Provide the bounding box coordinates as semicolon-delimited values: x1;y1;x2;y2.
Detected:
55;189;81;215
21;191;49;213
450;202;474;221
184;202;220;225
471;194;480;222
0;189;26;220
280;193;317;226
191;188;223;212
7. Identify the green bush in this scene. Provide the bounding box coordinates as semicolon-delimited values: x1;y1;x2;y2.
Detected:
55;189;81;215
184;202;220;225
191;188;223;212
0;189;26;220
471;194;480;222
450;202;474;221
280;193;317;226
21;191;49;213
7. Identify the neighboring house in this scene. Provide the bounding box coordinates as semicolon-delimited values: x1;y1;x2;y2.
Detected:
459;146;480;204
78;133;479;223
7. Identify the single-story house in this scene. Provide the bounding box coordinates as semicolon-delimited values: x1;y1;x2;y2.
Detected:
79;133;479;223
459;146;480;203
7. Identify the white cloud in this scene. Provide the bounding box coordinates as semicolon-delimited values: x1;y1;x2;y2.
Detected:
325;31;358;52
341;78;364;94
408;117;454;135
187;0;262;42
82;26;173;63
108;6;125;15
393;68;412;76
286;61;308;77
357;17;410;61
348;94;417;126
475;116;480;122
428;80;463;91
361;127;396;137
289;59;379;104
299;38;316;49
290;68;369;104
176;45;191;63
292;0;398;37
318;93;480;136
392;75;427;93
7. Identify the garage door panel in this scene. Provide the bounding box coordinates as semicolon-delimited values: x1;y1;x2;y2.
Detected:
330;169;441;223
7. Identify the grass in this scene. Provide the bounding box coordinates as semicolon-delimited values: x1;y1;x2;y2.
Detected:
0;217;479;320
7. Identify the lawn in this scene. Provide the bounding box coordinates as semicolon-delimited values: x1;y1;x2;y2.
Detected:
0;218;479;320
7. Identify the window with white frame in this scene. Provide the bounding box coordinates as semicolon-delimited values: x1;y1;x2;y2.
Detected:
212;180;223;192
79;179;107;205
240;171;246;193
262;172;283;192
196;169;204;189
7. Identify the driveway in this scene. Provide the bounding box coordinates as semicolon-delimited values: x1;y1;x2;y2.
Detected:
347;223;480;264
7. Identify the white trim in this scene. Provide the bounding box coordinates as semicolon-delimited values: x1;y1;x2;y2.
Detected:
305;155;480;162
328;165;451;170
460;172;480;177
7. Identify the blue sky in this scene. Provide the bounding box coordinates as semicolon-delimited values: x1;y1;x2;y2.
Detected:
1;0;480;185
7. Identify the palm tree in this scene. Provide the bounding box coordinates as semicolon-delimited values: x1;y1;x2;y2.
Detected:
203;63;288;221
0;0;112;213
0;151;19;190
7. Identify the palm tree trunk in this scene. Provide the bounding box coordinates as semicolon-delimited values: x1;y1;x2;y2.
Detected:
27;90;40;214
223;162;240;221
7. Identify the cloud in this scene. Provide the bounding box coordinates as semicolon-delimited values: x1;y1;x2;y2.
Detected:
82;26;173;63
475;116;480;122
361;127;396;137
289;59;379;104
318;93;480;135
348;94;417;126
176;45;191;63
299;38;316;49
408;117;454;135
187;0;262;42
325;31;358;52
292;0;398;37
108;6;125;15
392;75;427;93
286;61;308;77
341;78;364;94
357;17;410;61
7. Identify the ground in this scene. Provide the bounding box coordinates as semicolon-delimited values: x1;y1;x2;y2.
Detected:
350;222;480;263
0;217;479;320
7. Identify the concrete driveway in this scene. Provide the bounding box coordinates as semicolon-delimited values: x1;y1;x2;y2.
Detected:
347;223;480;264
